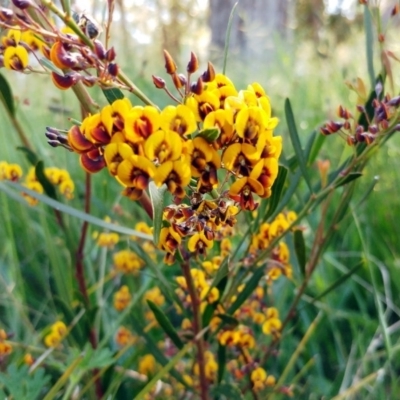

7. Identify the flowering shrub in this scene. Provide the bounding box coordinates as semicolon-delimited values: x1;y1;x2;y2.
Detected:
0;1;399;399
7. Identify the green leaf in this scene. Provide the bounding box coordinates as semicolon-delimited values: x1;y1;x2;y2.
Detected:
198;128;220;142
215;313;239;328
0;72;15;116
335;172;363;188
146;300;184;350
311;261;363;304
263;165;288;222
102;87;125;104
148;181;166;245
285;98;313;193
209;258;229;292
227;265;265;315
0;182;153;240
294;230;306;276
35;161;58;200
217;344;226;383
17;146;39;166
211;382;244;400
0;365;50;400
222;2;239;74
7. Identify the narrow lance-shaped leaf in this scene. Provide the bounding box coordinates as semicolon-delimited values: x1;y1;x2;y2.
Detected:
217;344;226;383
35;161;58;200
102;87;125;104
17;146;39;166
335;172;363;188
263;165;288;222
285;98;313;193
146;300;184;350
227;265;265;315
0;72;15;116
294;230;306;277
149;181;167;245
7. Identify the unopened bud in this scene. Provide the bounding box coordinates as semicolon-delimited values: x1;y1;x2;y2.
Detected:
47;140;60;148
380;119;389;130
0;7;14;22
51;71;79;90
107;62;118;77
338;105;352;119
187;51;199;74
356;104;366;113
191;76;204;95
178;73;187;87
82;76;97;87
93;40;106;60
163;49;177;74
387;96;400;107
368;125;378;134
105;47;116;62
378;33;385;43
201;61;216;82
343;120;351;130
172;72;183;89
392;4;400;16
152;75;166;89
347;135;357;146
11;0;31;10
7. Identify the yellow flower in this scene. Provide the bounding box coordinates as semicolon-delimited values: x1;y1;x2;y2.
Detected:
21;30;44;51
187;231;213;255
235;106;269;142
104;142;134;176
160;104;197;136
138;354;156;375
44;321;68;347
144;286;165;306
222;142;259;176
117;155;156;191
113;250;143;274
144;130;183;164
100;98;132;133
97;232;119;248
186;91;220;122
158;227;181;254
59;179;74;200
115;326;136;346
125;106;160;143
262;307;282;336
22;181;44;206
153;160;191;198
113;285;132;311
203;109;234;149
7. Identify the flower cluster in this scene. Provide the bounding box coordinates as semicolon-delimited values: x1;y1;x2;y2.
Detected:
44;321;68;347
0;329;12;357
249;211;297;280
321;92;400;146
0;6;118;90
0;161;74;205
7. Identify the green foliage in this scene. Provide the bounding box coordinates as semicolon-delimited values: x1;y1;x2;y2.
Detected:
0;365;50;400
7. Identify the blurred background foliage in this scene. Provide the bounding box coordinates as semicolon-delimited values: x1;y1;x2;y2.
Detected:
1;0;400;398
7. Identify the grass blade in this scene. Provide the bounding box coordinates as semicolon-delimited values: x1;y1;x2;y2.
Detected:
0;72;15;116
148;182;166;245
222;2;239;74
146;300;184;350
285;98;313;194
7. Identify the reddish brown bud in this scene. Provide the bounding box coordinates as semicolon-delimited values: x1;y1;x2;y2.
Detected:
163;49;177;74
191;76;204;95
356;104;366;113
388;96;400;107
178;73;187;87
152;75;166;89
359;0;367;4
172;72;183;89
201;61;216;82
11;0;31;10
51;71;78;90
343;121;351;130
392;4;400;16
105;47;116;62
93;40;106;60
347;135;357;146
378;33;385;43
368;125;378;134
380;119;389;130
187;51;199;74
107;62;118;77
0;7;14;22
338;105;352;119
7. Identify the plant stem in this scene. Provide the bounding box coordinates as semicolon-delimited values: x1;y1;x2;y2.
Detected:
180;257;209;400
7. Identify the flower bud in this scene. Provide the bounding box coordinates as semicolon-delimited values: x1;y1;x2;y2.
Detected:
93;40;106;60
187;51;199;74
82;76;97;87
178;73;187;87
152;75;166;89
105;47;116;62
201;61;215;82
191;76;203;95
172;72;183;89
391;4;400;16
0;7;14;22
107;62;118;77
11;0;31;10
163;49;177;74
51;71;78;90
